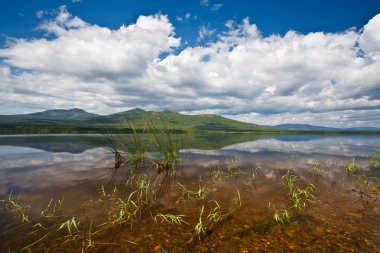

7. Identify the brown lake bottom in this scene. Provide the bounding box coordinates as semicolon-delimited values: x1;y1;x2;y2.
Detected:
0;134;379;252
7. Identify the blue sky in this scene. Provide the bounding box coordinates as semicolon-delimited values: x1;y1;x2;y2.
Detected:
2;0;379;46
0;0;380;127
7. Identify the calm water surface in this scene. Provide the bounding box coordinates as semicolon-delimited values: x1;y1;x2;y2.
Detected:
0;134;379;252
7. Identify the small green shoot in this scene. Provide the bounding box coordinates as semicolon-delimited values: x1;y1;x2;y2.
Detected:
58;217;79;236
370;152;380;170
233;187;242;208
193;205;207;241
154;213;188;226
346;158;359;175
178;182;208;202
0;192;30;223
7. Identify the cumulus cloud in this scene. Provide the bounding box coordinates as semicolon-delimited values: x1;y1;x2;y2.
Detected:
1;6;179;79
0;6;380;127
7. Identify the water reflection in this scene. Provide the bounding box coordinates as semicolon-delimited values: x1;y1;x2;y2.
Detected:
1;134;379;196
0;134;379;252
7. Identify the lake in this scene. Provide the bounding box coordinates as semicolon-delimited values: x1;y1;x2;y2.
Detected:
0;134;379;252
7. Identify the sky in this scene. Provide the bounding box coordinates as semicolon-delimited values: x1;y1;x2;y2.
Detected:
0;0;380;127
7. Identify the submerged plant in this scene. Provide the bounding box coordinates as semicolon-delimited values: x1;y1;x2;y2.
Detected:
154;213;188;226
251;168;258;182
0;192;30;223
207;200;224;227
346;158;359;175
135;175;156;207
268;203;291;225
209;159;242;182
370;152;380;170
226;158;242;176
58;217;79;236
109;192;139;227
193;205;207;241
283;170;315;212
178;182;208;202
41;197;64;218
233;187;242;208
308;161;326;176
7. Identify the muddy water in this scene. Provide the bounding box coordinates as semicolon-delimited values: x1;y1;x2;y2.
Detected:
0;134;379;252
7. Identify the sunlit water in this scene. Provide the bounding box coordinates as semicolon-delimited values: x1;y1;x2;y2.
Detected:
0;134;379;252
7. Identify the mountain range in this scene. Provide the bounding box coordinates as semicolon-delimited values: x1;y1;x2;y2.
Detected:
0;108;379;134
0;108;271;133
272;124;380;132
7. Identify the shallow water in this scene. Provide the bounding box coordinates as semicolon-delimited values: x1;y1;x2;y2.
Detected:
0;134;379;252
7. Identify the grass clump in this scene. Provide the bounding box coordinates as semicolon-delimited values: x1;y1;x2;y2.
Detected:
209;158;242;182
283;170;315;212
370;152;380;170
233;187;242;209
308;160;326;176
57;217;79;236
269;170;316;225
124;120;149;166
346;158;359;175
40;197;64;218
193;205;207;241
268;203;291;225
147;117;180;172
178;182;208;202
135;175;157;207
154;213;188;226
109;192;139;227
0;192;30;223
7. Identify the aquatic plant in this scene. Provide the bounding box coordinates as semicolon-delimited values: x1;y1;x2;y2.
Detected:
154;213;188;226
308;160;326;176
0;192;30;223
207;200;224;226
109;192;139;227
135;175;156;207
178;182;208;202
268;203;291;225
346;158;359;175
251;168;258;182
226;158;242;176
370;152;380;170
124;119;149;166
40;197;64;218
58;217;79;236
209;159;242;182
233;187;242;208
193;205;207;241
283;170;315;212
82;221;95;250
147;116;180;172
351;172;380;208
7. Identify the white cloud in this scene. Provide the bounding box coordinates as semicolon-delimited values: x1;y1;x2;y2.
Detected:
175;13;192;22
1;6;179;79
200;0;210;7
200;0;223;11
211;4;223;11
197;25;216;42
359;14;380;59
1;7;380;127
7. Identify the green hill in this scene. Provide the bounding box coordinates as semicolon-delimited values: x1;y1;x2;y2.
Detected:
0;108;276;134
